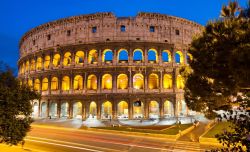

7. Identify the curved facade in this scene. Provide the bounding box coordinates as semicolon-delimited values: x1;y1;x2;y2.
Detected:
18;12;202;120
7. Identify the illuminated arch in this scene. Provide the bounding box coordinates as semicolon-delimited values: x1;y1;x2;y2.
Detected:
163;74;172;89
36;57;43;70
31;59;36;71
164;100;174;117
89;101;97;118
117;74;128;89
88;49;98;64
53;54;60;67
41;102;47;118
177;75;185;89
186;53;193;64
102;49;113;62
133;100;144;119
74;75;83;90
73;101;82;118
148;49;158;63
34;79;40;91
51;77;59;90
133;74;144;89
63;52;71;66
118;49;128;62
102;74;112;89
87;75;97;90
44;55;50;69
28;79;33;88
101;101;112;119
62;76;70;91
178;100;187;116
75;51;84;64
60;102;69;118
42;78;48;91
149;101;159;118
49;101;57;118
148;73;159;89
162;50;171;62
175;51;184;64
32;102;39;117
25;60;30;72
133;49;144;62
117;101;128;119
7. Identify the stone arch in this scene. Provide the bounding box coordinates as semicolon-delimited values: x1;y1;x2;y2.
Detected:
175;51;184;64
73;101;82;119
163;100;174;117
177;75;185;89
32;101;39;118
51;77;59;90
117;101;128;119
28;79;33;88
178;100;187;116
133;74;144;89
44;55;50;69
62;76;70;91
102;49;113;62
148;49;158;63
75;51;84;64
102;74;112;90
74;75;83;90
117;74;128;89
89;101;97;118
163;74;172;89
149;101;160;118
101;101;112;119
60;101;69;118
186;53;193;64
42;77;48;91
31;59;36;71
36;57;43;70
87;74;97;90
41;102;47;118
162;50;171;62
25;60;30;72
34;78;40;91
133;49;144;62
118;49;128;62
53;54;60;67
148;73;159;89
88;49;98;64
49;101;57;118
63;52;72;66
133;100;144;119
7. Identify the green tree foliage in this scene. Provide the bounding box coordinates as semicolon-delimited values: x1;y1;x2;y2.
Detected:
0;63;40;145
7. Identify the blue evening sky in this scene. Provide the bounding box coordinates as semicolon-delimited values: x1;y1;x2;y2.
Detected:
0;0;247;72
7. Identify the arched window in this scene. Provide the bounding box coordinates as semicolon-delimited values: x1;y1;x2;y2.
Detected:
118;49;128;62
51;77;58;90
36;57;43;70
53;54;60;67
162;50;171;62
42;78;48;91
148;73;159;89
164;100;174;117
148;49;158;63
74;75;83;90
133;74;144;89
89;101;97;118
102;49;113;63
28;79;33;88
75;51;84;64
186;53;193;64
44;55;50;69
117;101;128;118
88;49;98;64
31;59;36;71
101;101;112;119
149;101;159;118
25;61;30;72
62;76;70;91
34;79;40;91
63;52;71;66
163;74;172;89
133;49;143;62
177;75;185;89
175;51;184;64
117;74;128;89
87;75;97;90
102;74;112;89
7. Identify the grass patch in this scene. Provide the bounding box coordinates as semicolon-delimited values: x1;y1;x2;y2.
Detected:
163;124;193;135
203;121;232;138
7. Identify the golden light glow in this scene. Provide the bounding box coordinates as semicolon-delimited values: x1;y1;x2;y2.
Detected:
164;100;173;115
187;53;193;64
88;49;98;64
75;51;84;64
102;74;112;89
89;101;97;115
51;77;59;90
177;75;185;89
117;74;128;89
163;74;172;89
148;49;158;63
44;55;50;69
133;74;144;89
62;76;70;91
163;50;171;62
31;59;36;71
36;57;43;70
34;79;40;91
175;51;184;64
28;79;33;87
74;75;83;90
53;54;60;67
25;61;30;72
42;78;48;91
117;101;128;115
63;52;71;66
102;49;112;62
87;75;97;90
149;101;159;114
102;101;112;115
148;73;159;89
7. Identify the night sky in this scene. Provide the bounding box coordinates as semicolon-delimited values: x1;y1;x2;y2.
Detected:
0;0;247;73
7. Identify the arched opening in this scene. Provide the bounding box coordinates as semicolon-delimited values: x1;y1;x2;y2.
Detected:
178;100;187;116
36;57;43;70
31;59;36;71
101;101;112;119
62;76;70;91
162;50;171;63
51;77;59;91
74;75;83;90
87;75;97;90
133;100;144;119
148;49;158;63
149;101;159;119
60;102;69;118
186;53;193;64
42;78;48;91
177;75;185;89
163;74;172;89
41;102;47;118
148;73;159;89
53;54;60;67
102;49;113;63
102;74;112;90
73;101;82;119
89;101;97;119
44;55;50;69
49;102;57;118
75;51;84;64
133;74;144;89
117;74;128;89
25;61;30;72
28;79;33;88
63;52;71;66
164;100;174;117
133;49;143;62
88;49;98;64
32;102;39;118
34;79;40;91
117;101;128;119
118;49;128;63
175;51;184;64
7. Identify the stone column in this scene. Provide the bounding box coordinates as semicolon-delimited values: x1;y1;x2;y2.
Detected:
84;50;88;65
71;51;75;66
159;99;164;119
144;72;148;92
69;101;73;119
48;75;51;95
112;100;117;119
112;73;117;93
50;51;53;69
129;100;133;119
84;72;87;92
144;100;149;119
183;50;187;65
113;49;117;65
70;73;74;93
160;71;163;92
47;100;50;118
158;49;162;65
98;49;102;65
57;100;61;118
97;101;101;119
144;48;148;63
98;74;101;93
82;101;86;120
129;48;133;65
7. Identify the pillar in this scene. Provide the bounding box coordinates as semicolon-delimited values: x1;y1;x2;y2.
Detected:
144;101;149;119
97;101;101;119
112;101;117;119
46;100;50;118
57;100;61;118
69;101;73;119
159;100;164;119
129;100;133;119
82;101;86;120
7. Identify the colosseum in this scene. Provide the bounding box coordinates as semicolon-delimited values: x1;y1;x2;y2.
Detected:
18;12;202;121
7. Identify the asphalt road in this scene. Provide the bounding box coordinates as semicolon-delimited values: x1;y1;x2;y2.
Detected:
22;126;218;152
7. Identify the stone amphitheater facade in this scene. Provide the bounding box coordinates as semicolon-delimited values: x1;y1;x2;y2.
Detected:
18;12;202;120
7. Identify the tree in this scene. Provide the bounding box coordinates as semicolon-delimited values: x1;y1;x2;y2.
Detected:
0;63;40;145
